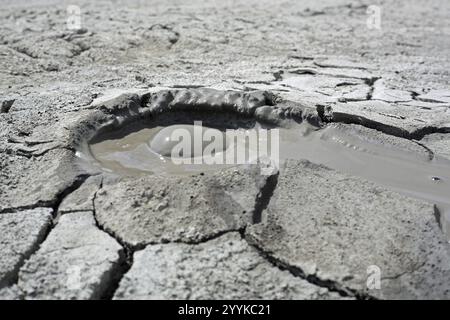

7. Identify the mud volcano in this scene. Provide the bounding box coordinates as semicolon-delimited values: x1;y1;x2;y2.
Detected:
64;88;450;299
81;89;450;226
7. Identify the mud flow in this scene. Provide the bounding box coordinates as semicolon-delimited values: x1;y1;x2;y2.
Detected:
81;112;450;230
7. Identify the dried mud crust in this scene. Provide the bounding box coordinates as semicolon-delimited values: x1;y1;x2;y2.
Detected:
3;86;450;299
1;0;450;300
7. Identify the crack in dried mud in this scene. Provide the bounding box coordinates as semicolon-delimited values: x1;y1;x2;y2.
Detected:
3;85;450;299
90;177;130;300
244;237;377;300
0;172;97;296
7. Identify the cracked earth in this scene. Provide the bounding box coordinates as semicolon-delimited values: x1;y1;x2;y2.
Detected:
1;0;450;300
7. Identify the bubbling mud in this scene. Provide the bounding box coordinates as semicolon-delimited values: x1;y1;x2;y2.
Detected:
85;121;277;176
81;113;450;237
149;124;230;158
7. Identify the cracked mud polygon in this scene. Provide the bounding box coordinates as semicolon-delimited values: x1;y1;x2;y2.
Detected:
1;0;450;301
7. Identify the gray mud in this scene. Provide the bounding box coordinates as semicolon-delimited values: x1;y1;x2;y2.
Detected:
85;113;450;238
2;0;450;300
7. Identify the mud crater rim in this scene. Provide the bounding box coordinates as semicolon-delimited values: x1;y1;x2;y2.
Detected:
71;89;450;234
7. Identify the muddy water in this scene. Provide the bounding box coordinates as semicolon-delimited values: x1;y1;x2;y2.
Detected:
86;124;250;176
279;125;450;227
85;121;450;236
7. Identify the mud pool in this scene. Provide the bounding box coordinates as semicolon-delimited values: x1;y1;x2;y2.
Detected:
84;119;450;236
